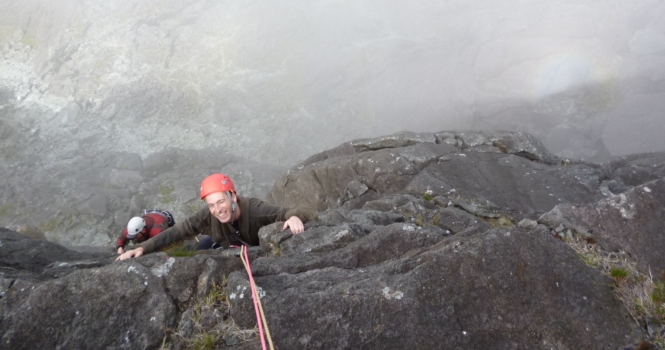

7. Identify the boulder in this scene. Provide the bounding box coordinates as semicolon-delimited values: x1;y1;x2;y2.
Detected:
539;178;665;279
0;228;248;350
267;130;602;216
1;262;176;350
227;228;643;349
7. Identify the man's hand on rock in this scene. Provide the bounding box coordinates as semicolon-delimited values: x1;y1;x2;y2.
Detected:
283;216;305;234
117;247;125;254
115;247;145;261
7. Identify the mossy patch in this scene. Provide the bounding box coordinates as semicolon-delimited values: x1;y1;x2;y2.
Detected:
158;184;176;204
0;203;15;218
484;215;514;228
163;242;197;257
37;213;75;232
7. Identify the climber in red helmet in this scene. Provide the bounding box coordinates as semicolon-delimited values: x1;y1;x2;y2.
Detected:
116;173;317;261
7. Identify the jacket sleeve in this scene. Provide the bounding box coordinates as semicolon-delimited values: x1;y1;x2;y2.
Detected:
116;228;129;248
136;206;211;254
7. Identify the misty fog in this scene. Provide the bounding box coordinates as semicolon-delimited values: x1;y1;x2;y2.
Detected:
1;0;665;245
2;0;664;165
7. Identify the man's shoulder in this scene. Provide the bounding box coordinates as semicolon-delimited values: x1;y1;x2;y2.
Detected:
244;197;275;209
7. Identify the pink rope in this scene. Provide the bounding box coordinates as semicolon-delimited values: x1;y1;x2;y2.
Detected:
242;246;267;350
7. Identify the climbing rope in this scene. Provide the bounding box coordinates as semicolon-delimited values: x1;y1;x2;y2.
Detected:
240;246;275;350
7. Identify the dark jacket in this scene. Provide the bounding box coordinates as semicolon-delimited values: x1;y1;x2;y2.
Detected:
116;212;171;249
136;197;317;254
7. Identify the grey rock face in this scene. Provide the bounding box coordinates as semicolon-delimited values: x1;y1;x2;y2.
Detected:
0;146;286;247
228;228;642;349
539;177;665;279
0;228;114;282
3;130;665;349
1;262;176;350
0;233;246;350
267;130;601;215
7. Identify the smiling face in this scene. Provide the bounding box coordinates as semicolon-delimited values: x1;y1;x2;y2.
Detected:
205;191;237;223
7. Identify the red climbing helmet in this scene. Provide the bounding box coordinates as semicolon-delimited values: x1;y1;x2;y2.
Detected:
200;173;236;200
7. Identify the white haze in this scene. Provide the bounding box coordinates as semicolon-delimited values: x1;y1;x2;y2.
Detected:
1;0;665;165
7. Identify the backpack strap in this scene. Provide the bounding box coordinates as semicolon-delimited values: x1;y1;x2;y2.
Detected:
143;209;176;227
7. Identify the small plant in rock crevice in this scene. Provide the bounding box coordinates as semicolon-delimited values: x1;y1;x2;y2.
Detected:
164;242;197;257
611;267;629;281
484;215;514;228
161;278;258;349
568;238;665;348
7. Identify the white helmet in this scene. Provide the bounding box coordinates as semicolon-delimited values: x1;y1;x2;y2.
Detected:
127;217;146;239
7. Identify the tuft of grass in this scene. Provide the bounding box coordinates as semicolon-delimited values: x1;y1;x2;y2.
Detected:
163;243;197;257
206;279;228;305
568;239;665;347
172;279;258;349
653;282;665;304
422;193;434;201
654;282;665;320
190;332;217;350
610;267;629;281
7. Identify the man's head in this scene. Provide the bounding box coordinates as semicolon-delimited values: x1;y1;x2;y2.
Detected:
205;191;237;223
200;173;238;223
127;217;146;240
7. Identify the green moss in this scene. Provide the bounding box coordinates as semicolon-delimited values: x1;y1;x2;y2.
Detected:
422;193;434;201
158;184;176;204
0;203;14;218
158;184;175;196
37;213;75;232
163;243;197;257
